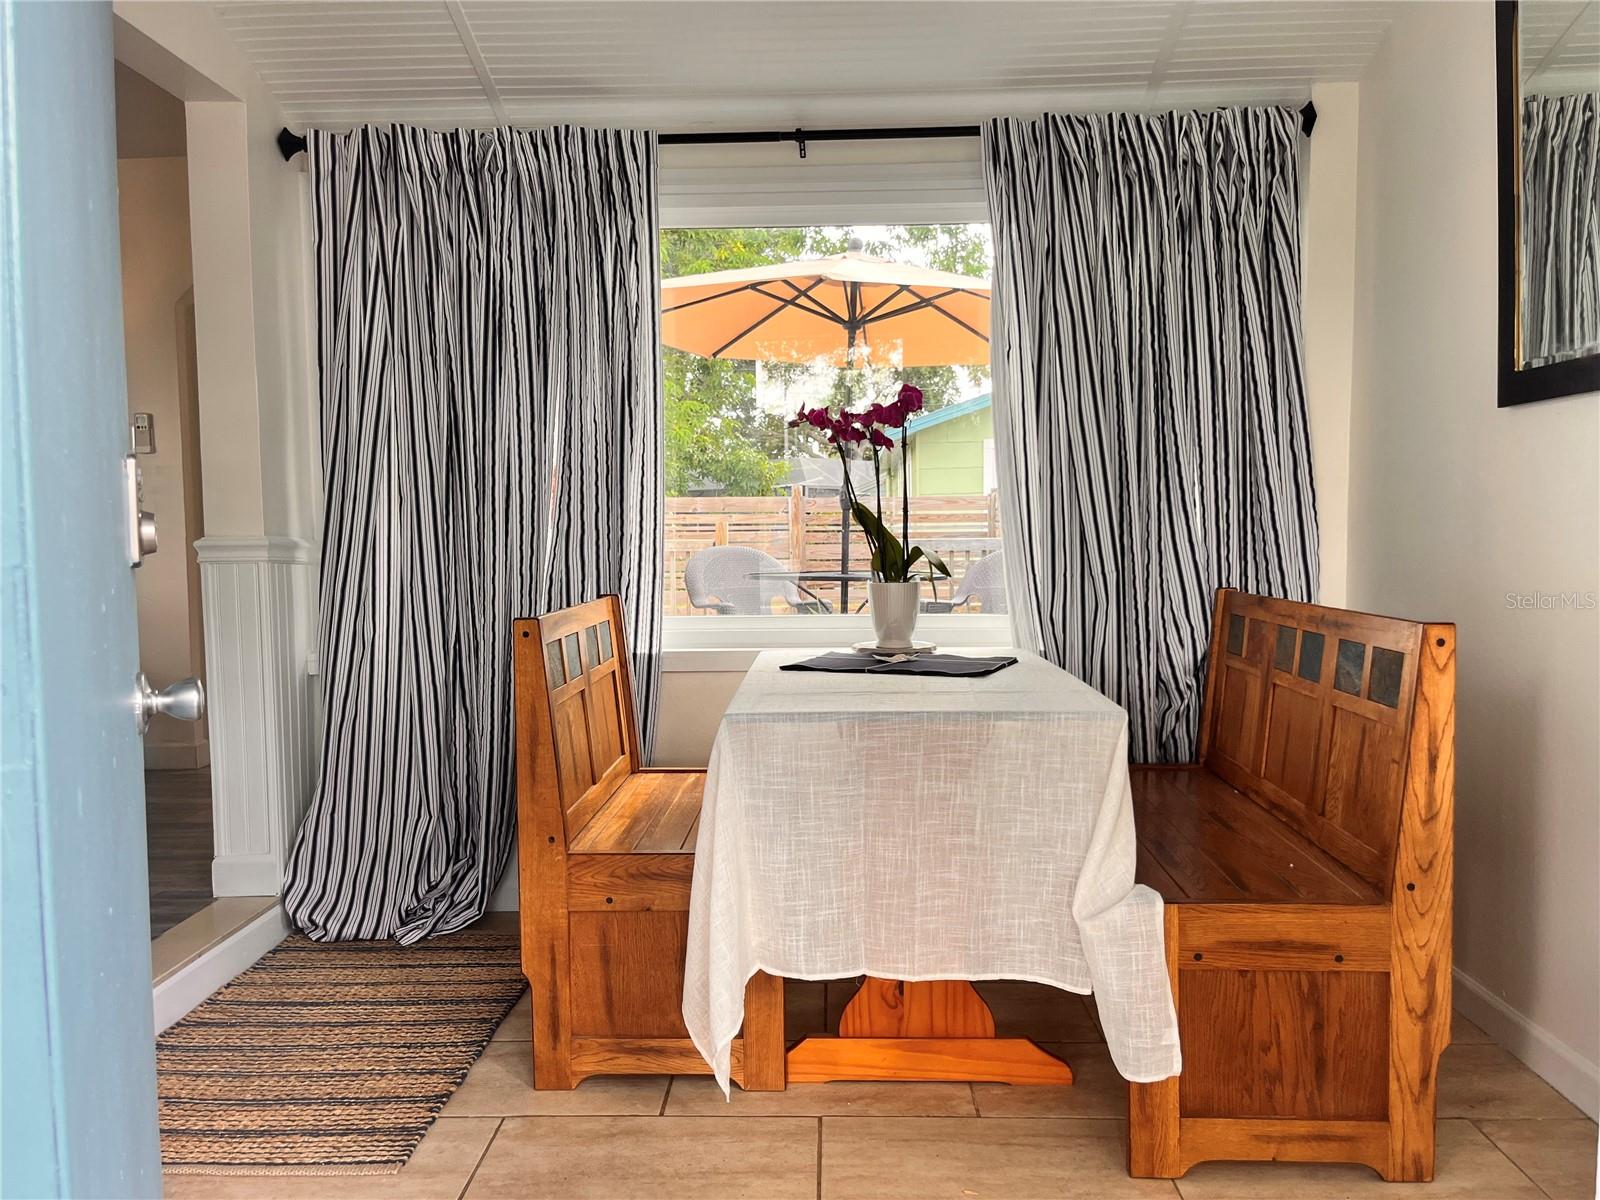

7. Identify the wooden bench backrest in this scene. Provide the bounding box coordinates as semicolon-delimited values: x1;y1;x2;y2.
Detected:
1198;589;1443;888
512;596;640;845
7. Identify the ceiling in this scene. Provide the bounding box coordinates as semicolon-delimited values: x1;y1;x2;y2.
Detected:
212;0;1399;130
1520;1;1600;95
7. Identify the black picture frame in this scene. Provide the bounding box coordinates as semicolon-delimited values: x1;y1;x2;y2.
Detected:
1496;0;1600;407
1497;0;1600;409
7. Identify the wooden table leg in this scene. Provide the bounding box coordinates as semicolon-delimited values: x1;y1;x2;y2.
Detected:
740;970;787;1091
785;978;1074;1085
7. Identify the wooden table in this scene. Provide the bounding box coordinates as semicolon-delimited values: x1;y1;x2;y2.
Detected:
786;978;1073;1085
683;651;1176;1094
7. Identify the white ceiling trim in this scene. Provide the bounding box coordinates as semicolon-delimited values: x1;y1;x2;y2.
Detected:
212;0;1400;131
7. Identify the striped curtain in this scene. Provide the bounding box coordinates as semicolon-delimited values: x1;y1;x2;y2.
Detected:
284;125;663;942
1522;92;1599;367
983;107;1318;762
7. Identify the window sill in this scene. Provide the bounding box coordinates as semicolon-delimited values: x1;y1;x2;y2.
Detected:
660;613;1013;672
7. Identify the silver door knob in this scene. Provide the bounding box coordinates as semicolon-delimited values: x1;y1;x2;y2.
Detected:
135;673;205;734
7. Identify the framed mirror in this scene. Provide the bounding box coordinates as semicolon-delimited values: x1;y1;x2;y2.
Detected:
1496;0;1600;406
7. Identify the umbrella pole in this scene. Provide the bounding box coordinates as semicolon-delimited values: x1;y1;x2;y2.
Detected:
839;304;862;611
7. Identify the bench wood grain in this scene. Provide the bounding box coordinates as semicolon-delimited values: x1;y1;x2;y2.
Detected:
514;596;784;1090
1128;590;1454;1182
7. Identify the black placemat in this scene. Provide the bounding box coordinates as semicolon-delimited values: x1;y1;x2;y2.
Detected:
780;652;1018;678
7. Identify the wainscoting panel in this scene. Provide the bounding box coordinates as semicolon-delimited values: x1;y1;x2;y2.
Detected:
196;536;317;897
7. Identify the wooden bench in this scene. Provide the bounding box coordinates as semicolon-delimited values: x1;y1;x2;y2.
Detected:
512;596;785;1091
1128;590;1455;1182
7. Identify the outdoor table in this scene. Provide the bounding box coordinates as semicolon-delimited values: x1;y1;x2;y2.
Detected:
748;569;873;613
919;536;1001;554
682;649;1183;1093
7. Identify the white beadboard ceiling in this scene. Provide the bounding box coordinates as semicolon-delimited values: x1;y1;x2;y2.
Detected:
212;0;1400;130
1520;1;1600;95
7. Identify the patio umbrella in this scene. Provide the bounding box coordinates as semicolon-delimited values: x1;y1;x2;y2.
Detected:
661;238;989;367
661;239;991;606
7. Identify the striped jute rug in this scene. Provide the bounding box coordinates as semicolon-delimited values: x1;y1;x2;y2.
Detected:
157;929;525;1175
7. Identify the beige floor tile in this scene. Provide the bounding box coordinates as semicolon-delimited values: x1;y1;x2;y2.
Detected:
1440;1044;1587;1119
442;1042;667;1116
976;982;1105;1042
490;993;531;1043
464;1115;818;1199
668;1074;978;1117
1451;1009;1494;1045
820;1116;1174;1199
972;1043;1125;1118
162;1117;500;1200
1172;1119;1543;1199
1476;1118;1598;1199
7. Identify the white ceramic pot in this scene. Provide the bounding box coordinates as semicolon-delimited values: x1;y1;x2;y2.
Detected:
868;580;921;649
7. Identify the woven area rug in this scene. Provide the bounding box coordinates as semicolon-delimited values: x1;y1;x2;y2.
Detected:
158;929;525;1175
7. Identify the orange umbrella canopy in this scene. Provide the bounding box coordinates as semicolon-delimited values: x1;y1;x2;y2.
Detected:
661;242;990;367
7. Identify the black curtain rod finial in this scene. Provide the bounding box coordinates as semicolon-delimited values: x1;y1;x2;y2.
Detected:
1299;101;1317;137
278;127;308;161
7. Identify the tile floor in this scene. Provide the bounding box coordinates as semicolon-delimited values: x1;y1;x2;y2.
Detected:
164;981;1596;1200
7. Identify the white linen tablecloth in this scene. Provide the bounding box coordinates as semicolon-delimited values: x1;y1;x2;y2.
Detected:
682;649;1182;1094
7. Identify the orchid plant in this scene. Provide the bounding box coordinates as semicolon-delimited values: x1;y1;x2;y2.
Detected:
788;383;953;588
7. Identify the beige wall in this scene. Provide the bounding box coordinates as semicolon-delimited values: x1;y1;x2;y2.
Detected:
118;154;208;767
1347;1;1598;1114
1302;81;1361;606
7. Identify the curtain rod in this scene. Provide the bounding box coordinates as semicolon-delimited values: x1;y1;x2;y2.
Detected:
276;102;1316;162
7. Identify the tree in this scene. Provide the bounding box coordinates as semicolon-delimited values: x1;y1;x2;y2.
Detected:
659;224;993;496
661;227;848;496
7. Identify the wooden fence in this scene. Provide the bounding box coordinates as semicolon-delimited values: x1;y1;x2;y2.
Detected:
665;493;1001;615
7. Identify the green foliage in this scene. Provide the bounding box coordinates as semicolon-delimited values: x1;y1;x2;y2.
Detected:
660;224;993;497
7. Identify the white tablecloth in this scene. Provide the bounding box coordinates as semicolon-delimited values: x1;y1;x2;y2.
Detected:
682;650;1182;1094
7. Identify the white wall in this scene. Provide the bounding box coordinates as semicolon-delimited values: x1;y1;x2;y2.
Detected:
1301;81;1361;607
114;1;320;894
1346;1;1599;1115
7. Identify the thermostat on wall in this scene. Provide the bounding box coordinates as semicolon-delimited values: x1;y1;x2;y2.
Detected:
131;412;156;455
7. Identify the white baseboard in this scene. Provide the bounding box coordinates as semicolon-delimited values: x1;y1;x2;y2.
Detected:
153;903;287;1032
213;851;283;896
1454;967;1599;1120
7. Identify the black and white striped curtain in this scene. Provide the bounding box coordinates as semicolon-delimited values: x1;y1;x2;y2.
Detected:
285;125;663;942
1522;92;1599;367
984;107;1318;762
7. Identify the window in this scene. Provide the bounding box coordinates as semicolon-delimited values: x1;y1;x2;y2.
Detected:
660;223;1003;644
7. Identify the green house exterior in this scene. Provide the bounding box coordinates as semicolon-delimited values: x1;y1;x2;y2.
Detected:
897;393;994;497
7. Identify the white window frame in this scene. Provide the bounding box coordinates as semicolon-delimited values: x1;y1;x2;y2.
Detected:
658;139;1004;658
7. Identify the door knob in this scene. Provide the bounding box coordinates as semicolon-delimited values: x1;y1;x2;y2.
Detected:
135;674;205;734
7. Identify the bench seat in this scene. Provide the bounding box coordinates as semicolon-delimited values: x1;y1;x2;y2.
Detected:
1127;590;1454;1184
1133;766;1381;905
514;597;783;1092
570;770;704;853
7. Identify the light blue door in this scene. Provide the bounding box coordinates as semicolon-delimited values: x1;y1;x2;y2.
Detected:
1;2;162;1197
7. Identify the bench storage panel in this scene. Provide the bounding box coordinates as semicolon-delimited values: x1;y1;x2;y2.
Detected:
514;595;785;1091
1128;590;1454;1181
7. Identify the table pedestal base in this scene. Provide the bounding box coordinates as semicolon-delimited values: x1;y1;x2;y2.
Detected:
785;978;1073;1086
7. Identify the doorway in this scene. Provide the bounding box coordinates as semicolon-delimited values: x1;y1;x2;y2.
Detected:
113;61;213;939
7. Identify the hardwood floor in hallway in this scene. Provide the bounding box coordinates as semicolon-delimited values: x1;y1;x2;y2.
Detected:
146;767;212;938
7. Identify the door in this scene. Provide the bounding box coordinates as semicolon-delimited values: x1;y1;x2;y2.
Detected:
1;2;162;1196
